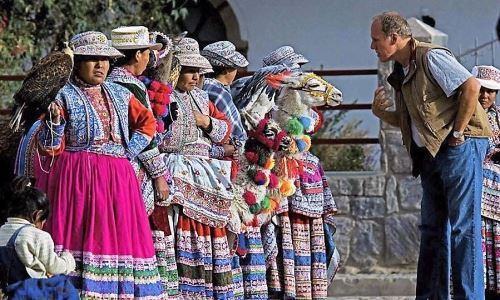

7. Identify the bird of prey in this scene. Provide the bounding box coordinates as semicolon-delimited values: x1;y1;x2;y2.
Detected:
10;42;73;133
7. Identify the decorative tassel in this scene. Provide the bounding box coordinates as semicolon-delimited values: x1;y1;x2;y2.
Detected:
298;116;313;132
264;156;275;170
295;138;307;152
157;120;165;133
286;117;304;136
268;173;279;189
243;191;257;205
302;135;311;152
249;203;261;214
150;80;161;91
261;196;271;210
245;151;258;164
254;170;268;185
270;197;280;211
280;179;296;197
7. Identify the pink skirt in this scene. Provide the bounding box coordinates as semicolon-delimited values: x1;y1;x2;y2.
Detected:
36;151;165;299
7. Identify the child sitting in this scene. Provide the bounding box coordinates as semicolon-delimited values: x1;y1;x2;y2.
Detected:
0;176;75;288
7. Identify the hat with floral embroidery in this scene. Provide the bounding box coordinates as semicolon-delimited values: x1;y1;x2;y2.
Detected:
472;65;500;90
174;38;212;69
111;26;162;51
262;46;308;68
201;41;248;68
70;31;124;58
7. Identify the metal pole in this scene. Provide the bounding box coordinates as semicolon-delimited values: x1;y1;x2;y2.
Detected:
475;37;479;66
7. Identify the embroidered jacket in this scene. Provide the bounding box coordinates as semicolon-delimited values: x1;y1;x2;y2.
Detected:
38;79;155;159
107;67;168;178
159;87;232;156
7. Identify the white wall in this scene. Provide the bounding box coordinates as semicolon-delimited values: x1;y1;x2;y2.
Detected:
228;0;500;135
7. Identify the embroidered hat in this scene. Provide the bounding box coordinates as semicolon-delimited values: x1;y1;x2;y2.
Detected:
200;67;214;75
472;65;500;90
111;26;162;51
70;31;124;58
201;41;249;68
174;38;212;69
262;46;309;68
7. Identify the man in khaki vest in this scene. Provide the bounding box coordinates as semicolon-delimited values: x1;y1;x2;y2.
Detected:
371;12;491;299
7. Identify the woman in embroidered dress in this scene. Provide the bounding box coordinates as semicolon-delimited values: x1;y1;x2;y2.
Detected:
475;65;500;299
107;27;179;298
156;37;236;299
107;26;170;215
35;31;165;299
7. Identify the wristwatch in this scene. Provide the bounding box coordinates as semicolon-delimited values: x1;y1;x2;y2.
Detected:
452;130;464;139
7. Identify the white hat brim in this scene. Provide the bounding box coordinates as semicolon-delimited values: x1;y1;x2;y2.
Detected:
74;44;125;58
478;78;500;90
113;43;163;51
176;54;212;69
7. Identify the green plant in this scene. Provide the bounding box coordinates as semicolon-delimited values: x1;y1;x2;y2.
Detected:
0;0;192;107
310;108;375;171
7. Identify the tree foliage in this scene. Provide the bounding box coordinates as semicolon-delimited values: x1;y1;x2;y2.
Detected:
0;0;192;107
310;108;377;171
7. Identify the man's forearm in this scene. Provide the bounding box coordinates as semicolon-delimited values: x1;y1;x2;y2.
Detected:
453;77;480;133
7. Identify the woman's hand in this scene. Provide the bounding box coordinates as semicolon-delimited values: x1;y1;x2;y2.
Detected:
193;111;210;129
154;176;170;201
48;102;61;124
223;144;238;159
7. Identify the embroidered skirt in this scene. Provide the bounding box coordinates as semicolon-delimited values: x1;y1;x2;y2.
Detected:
482;217;500;294
175;211;234;299
36;151;165;299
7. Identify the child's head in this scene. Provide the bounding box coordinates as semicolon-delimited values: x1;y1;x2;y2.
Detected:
8;176;50;229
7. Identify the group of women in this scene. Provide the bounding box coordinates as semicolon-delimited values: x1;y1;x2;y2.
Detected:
13;25;339;300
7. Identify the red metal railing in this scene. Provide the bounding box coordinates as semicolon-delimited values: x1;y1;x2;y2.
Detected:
0;69;379;145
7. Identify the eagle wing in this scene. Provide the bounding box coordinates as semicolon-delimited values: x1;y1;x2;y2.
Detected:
11;50;73;132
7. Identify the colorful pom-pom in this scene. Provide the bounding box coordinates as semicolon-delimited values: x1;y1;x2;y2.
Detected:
268;173;279;188
251;216;260;227
245;151;259;164
298;116;313;131
270;198;279;211
261;196;271;209
157;120;165;133
286;117;304;136
243;191;257;205
249;203;261;214
302;135;311;152
150;80;161;91
264;157;275;170
280;179;296;197
148;90;156;101
295;138;307;152
254;170;268;185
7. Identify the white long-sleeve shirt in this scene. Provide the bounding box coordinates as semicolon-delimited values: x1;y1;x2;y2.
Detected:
0;218;75;278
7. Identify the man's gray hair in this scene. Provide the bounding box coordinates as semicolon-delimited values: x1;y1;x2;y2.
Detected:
373;11;412;38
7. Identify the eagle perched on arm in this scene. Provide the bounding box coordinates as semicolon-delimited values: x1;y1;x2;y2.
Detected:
9;42;73;133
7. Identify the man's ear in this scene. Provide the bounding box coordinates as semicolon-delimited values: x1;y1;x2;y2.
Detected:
391;33;397;44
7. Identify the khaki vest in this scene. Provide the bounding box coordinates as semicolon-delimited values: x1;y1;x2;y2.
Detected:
387;40;491;157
